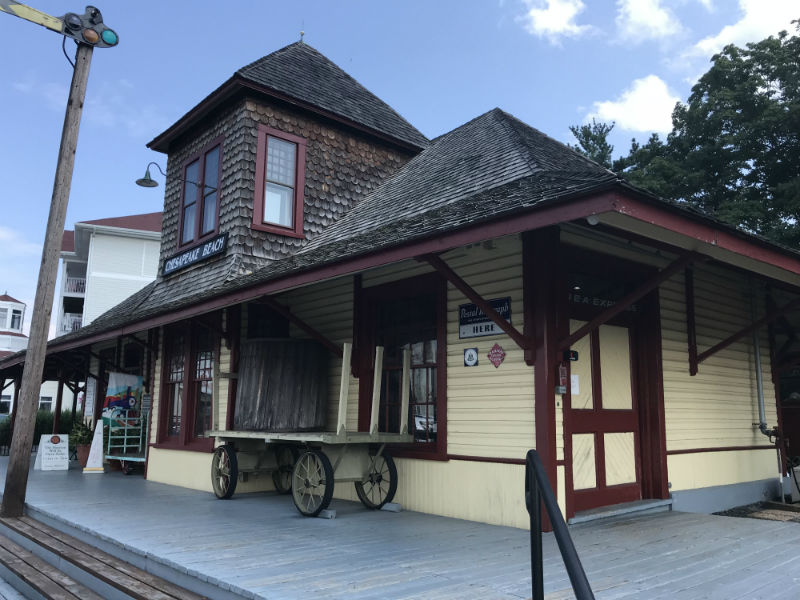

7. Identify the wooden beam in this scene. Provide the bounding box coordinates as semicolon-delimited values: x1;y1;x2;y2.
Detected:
560;253;697;351
88;350;124;373
526;228;559;529
685;268;698;376
697;295;800;364
52;354;99;383
52;378;64;434
257;296;343;358
336;343;352;435
122;333;158;355
420;253;531;351
369;347;384;435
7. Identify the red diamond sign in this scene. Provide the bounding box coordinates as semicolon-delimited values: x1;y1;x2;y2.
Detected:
487;343;506;368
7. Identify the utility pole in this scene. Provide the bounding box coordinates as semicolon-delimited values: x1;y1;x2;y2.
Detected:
0;4;117;517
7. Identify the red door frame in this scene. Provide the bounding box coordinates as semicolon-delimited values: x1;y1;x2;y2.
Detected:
529;241;669;519
566;315;643;512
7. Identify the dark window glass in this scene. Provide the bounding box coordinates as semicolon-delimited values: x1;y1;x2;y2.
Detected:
182;160;199;244
375;293;438;442
167;332;185;436
201;147;219;235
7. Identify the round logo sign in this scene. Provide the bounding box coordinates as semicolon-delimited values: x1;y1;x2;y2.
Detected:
50;435;61;445
464;348;479;367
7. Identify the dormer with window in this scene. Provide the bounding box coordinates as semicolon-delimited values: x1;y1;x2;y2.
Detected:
147;42;428;278
0;293;27;354
0;295;24;334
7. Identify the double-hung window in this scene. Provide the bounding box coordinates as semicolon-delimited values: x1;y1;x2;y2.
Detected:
159;323;217;450
252;125;306;238
179;141;222;247
358;273;447;458
10;310;21;331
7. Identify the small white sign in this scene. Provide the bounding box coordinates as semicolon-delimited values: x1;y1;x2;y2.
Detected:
571;374;580;395
83;422;104;473
464;348;479;367
85;378;96;418
34;435;69;471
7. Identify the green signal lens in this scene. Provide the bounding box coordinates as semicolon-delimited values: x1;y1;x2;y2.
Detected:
101;29;118;46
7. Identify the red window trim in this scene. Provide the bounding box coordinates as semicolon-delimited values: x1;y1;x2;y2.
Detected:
156;321;218;453
252;125;307;238
356;273;448;460
176;136;224;249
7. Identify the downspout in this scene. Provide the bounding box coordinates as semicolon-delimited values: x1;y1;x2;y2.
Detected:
751;283;783;501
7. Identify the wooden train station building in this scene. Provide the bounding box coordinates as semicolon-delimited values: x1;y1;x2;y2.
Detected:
2;41;799;528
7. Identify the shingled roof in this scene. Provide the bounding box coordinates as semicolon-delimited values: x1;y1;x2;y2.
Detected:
297;108;616;250
12;108;624;356
149;42;428;153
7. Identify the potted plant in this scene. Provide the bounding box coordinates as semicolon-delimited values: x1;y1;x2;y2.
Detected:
70;421;94;467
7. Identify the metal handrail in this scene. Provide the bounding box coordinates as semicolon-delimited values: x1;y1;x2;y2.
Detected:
525;449;595;600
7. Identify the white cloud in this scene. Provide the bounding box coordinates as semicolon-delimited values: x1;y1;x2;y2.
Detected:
690;0;797;57
0;227;41;257
10;73;68;112
520;0;592;43
588;75;679;133
616;0;682;43
85;82;170;139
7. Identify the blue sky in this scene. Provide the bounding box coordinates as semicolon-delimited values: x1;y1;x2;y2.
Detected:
0;0;797;335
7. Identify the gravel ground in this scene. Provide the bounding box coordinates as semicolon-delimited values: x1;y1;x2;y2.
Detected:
715;501;800;523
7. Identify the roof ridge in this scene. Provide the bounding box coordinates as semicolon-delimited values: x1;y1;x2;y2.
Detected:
498;108;617;177
235;41;304;76
236;42;428;149
492;108;541;176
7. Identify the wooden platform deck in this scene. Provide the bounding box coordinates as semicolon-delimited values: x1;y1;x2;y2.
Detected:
1;457;799;599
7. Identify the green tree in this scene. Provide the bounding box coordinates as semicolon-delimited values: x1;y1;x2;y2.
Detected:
569;118;615;169
614;23;800;247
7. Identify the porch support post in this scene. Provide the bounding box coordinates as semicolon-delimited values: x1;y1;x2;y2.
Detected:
559;253;696;351
258;296;343;358
697;296;800;365
70;381;79;418
10;377;21;432
420;253;532;352
524;227;560;529
52;376;64;434
685;268;698;376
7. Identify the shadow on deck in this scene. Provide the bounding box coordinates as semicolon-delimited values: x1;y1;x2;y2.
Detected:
1;458;799;599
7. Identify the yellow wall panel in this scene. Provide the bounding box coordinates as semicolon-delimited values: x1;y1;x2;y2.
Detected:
334;457;530;529
668;449;778;490
661;263;777;459
441;236;535;461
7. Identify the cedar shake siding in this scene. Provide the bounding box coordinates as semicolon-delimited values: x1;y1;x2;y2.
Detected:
159;97;415;276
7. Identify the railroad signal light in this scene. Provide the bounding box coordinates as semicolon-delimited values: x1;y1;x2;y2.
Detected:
61;5;117;48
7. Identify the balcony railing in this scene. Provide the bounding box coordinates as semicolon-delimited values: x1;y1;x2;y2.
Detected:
59;313;83;334
64;277;86;295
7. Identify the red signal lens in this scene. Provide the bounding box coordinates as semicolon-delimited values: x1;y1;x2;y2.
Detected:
82;28;99;44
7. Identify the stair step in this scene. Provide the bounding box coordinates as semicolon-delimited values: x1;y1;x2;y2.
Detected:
569;498;673;525
0;532;103;600
0;516;207;600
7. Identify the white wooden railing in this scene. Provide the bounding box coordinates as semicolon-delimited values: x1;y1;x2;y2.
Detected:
64;277;86;294
59;313;83;334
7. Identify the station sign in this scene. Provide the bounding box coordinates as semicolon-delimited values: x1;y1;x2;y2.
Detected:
458;297;511;339
163;233;227;276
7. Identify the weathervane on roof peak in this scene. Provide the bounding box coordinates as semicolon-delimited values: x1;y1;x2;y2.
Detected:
300;30;305;43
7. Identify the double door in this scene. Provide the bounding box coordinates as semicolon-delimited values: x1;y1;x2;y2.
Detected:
567;319;641;512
